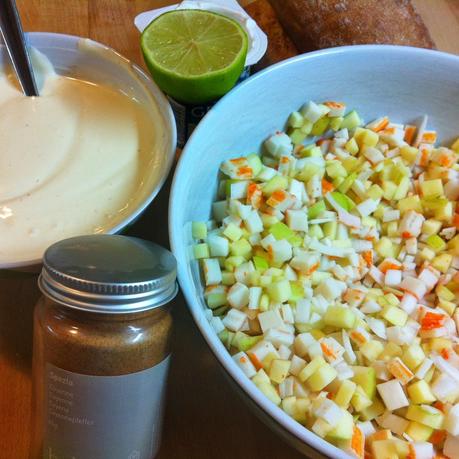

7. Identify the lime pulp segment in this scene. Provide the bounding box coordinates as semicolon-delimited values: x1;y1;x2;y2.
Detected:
142;10;247;77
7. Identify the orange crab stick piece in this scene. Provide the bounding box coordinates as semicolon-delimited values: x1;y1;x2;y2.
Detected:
229;157;247;165
321;178;334;194
430;429;447;445
247;183;263;209
419;147;430;167
378;260;402;273
266;190;288;207
350;330;368;346
404;125;417;145
407;444;418;459
421;130;437;144
236;166;253;178
324;101;345;110
386;357;414;384
368;116;389;132
421;312;446;330
350;426;365;459
320;342;337;361
362;251;373;266
437;150;455;167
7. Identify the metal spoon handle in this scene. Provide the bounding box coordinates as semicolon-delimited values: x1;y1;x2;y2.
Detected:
0;0;38;96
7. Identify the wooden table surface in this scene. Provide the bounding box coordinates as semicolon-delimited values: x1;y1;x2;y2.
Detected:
1;1;458;459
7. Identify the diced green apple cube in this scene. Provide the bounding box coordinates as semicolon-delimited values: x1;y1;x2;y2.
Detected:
300;101;330;123
393;176;410;200
337;172;357;193
288;111;304;128
326;161;348;179
402;344;425;371
329;116;343;131
207;292;227;309
256;381;281;405
233;332;262;352
193;243;210;259
192;221;207;240
352;366;376;399
406;421;434;442
351;385;373;412
421;179;444;198
405;404;444;429
262;175;289;196
326;410;354;441
307;363;338;391
269;221;296;240
371;440;398;459
340;110;362;130
397;195;422;213
344;137;359;155
230;238;252;259
426;234;446;252
223;223;243;241
331;191;355;211
298;356;326;382
354;127;379;148
432;253;453;273
359;398;385;421
267;280;291;303
324;306;356;329
381;305;407;326
312;417;333;438
253;255;269;272
360;340;384;361
311;117;330;136
288;128;307;145
308;200;326;218
300;119;313;135
334;380;357;409
407;380;436;404
269;359;291;384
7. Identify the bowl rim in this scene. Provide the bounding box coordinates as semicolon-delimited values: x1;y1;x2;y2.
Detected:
0;31;177;269
169;44;459;458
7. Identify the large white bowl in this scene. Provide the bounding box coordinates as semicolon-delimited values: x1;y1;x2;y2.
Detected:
169;46;459;458
0;32;176;268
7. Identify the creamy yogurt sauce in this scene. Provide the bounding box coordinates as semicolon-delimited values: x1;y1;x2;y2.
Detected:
0;69;156;264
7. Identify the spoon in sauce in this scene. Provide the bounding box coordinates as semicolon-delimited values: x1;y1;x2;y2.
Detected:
0;0;39;96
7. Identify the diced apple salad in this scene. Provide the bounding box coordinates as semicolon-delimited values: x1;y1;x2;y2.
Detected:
191;101;459;459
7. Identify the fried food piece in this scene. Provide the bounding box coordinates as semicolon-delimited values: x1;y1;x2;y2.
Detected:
268;0;435;51
245;0;299;70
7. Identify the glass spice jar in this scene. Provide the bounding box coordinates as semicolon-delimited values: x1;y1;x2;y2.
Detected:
30;235;177;459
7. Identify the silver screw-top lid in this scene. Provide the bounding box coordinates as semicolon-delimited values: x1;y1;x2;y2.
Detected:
39;235;177;313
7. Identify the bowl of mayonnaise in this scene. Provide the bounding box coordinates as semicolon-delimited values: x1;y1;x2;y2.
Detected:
0;32;176;268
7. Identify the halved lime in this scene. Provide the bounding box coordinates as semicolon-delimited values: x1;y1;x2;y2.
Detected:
141;9;248;104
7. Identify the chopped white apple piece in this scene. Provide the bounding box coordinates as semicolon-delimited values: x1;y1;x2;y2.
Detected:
232;351;257;378
377;380;409;410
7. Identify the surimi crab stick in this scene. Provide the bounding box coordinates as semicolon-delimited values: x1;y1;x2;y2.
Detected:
192;101;459;459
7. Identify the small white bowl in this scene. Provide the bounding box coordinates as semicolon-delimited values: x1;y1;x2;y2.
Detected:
0;32;176;269
169;45;459;458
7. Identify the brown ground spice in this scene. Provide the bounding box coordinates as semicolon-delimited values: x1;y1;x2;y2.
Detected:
33;297;173;376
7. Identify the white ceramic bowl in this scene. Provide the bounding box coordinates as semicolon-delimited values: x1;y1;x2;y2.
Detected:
0;32;176;268
169;46;459;458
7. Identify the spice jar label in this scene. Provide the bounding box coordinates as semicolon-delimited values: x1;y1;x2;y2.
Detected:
43;356;170;459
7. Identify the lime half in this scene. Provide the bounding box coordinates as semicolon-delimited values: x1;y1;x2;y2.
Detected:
141;9;248;104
